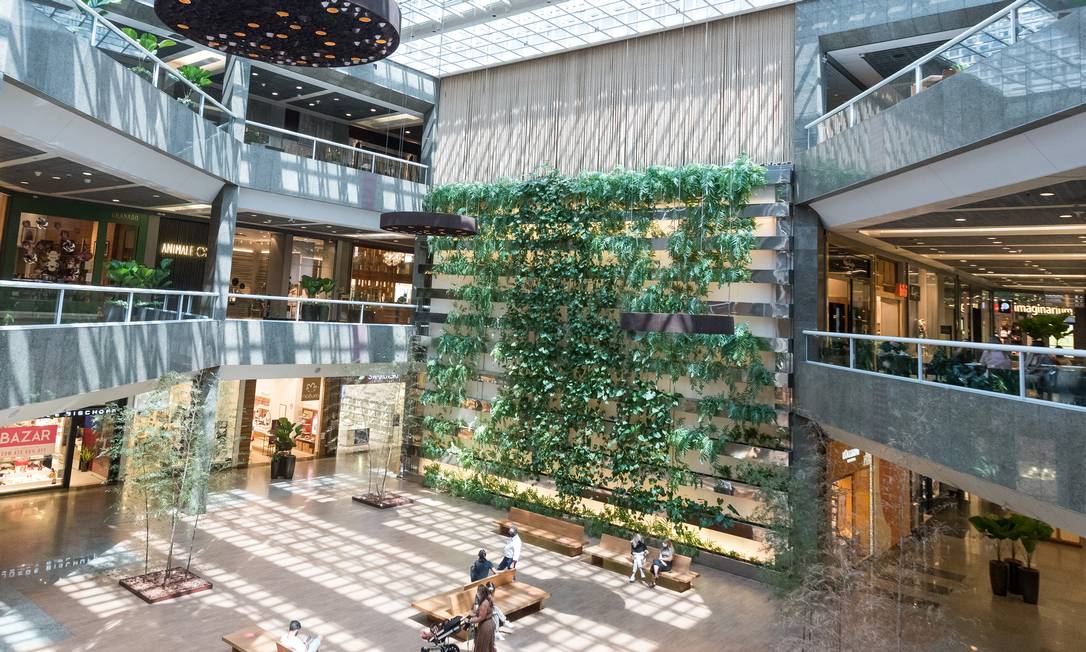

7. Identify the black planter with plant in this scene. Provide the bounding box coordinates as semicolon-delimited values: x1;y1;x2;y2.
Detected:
969;514;1014;596
1016;514;1054;605
270;417;301;480
298;276;336;322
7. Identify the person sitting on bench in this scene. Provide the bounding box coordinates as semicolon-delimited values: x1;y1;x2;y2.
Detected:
629;534;648;583
650;540;674;588
278;620;321;652
470;549;495;582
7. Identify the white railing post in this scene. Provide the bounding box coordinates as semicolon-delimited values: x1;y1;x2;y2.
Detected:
295;300;302;321
847;103;856;127
359;304;367;324
152;62;160;88
848;337;855;369
1019;353;1028;398
90;15;99;45
53;289;65;325
125;292;135;322
176;295;184;320
914;65;923;94
199;94;206;118
311;139;318;159
917;343;924;379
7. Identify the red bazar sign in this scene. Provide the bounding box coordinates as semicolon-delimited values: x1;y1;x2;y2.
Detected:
0;425;59;459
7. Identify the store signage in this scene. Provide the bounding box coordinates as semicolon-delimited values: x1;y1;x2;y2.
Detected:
0;425;59;459
841;447;860;462
996;300;1014;314
1015;305;1073;316
358;374;403;384
159;242;208;259
895;283;908;298
46;405;119;419
301;377;323;401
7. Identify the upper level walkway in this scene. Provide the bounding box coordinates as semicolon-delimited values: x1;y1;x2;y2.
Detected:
796;1;1086;227
797;329;1086;536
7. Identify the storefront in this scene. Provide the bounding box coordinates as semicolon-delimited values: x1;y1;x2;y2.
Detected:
0;194;150;285
827;440;919;558
0;405;122;495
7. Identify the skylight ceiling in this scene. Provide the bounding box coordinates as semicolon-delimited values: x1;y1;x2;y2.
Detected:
392;0;793;77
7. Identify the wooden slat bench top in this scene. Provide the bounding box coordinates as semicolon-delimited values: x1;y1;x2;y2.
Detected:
222;625;282;652
494;508;585;556
411;569;549;625
506;507;585;541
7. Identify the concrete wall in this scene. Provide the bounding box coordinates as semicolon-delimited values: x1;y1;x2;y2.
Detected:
222;320;411;367
795;357;1086;531
796;4;1086;202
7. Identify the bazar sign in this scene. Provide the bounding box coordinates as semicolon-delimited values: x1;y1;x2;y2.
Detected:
0;425;59;459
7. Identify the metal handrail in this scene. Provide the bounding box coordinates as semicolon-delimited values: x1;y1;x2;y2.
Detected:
229;292;413;325
804;0;1035;134
0;279;217;297
245;120;429;171
0;280;216;327
801;329;1086;359
67;0;232;119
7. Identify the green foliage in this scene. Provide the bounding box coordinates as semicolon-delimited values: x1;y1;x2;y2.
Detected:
178;64;213;88
120;27;177;56
1012;515;1053;568
929;349;1009;393
271;417;301;457
107;259;172;289
422;159;778;536
969;514;1016;561
1018;314;1072;345
299;275;336;298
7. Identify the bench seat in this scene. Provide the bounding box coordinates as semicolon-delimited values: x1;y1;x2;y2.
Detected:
584;534;699;592
222;625;286;652
411;570;549;640
494;507;585;556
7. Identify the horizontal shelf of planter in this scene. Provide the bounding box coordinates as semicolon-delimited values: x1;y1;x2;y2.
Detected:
619;312;735;335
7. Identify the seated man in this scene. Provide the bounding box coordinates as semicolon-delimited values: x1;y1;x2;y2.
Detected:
279;620;321;652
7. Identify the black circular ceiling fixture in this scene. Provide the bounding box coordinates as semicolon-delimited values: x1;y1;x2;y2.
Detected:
380;212;478;237
154;0;401;68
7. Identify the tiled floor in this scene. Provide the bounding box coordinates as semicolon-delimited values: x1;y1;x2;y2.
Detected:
0;457;778;652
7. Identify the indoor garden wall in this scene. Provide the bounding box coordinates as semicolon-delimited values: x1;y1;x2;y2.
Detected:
419;158;792;563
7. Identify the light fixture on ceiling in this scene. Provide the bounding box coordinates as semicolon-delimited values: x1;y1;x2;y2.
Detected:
382;250;407;267
82;171;92;176
1039;192;1056;197
954;218;967;222
153;0;401;68
1059;214;1072;218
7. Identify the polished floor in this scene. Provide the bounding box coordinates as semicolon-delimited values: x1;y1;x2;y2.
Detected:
0;457;778;652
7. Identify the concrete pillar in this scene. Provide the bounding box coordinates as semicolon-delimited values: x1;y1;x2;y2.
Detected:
1074;308;1085;351
221;56;251;142
204;184;239;321
190;367;221;515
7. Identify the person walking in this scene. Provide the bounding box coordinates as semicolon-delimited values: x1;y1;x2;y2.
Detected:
497;526;522;572
629;534;648;583
467;584;498;652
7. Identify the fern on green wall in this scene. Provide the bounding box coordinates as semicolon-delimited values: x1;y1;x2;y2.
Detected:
422;158;778;533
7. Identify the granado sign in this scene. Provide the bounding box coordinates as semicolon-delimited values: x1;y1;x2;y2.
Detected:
0;425;59;459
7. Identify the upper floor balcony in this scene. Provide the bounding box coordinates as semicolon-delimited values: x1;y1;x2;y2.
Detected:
797;329;1086;534
796;0;1086;205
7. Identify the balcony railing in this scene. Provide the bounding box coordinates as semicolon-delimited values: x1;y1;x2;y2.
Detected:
227;293;414;326
27;0;429;183
0;280;216;329
804;330;1086;411
804;0;1060;147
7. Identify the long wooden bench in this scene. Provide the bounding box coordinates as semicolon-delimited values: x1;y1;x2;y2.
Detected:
411;569;550;640
222;625;287;652
495;507;585;556
584;533;699;592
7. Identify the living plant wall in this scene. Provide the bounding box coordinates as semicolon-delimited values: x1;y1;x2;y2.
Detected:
422;157;781;538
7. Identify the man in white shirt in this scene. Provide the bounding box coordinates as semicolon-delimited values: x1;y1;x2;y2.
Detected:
279;620;321;652
496;525;522;571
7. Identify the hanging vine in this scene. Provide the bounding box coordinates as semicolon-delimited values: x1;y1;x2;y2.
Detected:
422;157;777;533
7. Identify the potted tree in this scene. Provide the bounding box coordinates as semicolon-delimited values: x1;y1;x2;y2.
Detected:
1005;515;1026;594
176;65;213;108
270;417;301;480
969;514;1014;596
78;445;96;472
1018;516;1054;605
1018;314;1071;347
119;28;176;79
298;276;336;322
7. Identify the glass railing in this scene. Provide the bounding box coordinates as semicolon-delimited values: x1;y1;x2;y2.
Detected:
227;293;414;325
243;121;429;184
28;0;430;183
805;330;1086;410
804;0;1061;147
0;281;216;328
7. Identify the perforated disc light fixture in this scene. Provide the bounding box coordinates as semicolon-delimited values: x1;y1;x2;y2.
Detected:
380;212;476;237
154;0;401;68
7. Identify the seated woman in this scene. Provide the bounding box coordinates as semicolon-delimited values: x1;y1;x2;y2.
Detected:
650;540;674;588
629;534;648;583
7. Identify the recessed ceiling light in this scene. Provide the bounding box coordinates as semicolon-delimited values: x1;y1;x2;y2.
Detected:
19;181;28;185
954;218;967;222
272;91;279;96
959;259;967;263
309;102;315;106
346;113;352;117
986;237;996;240
1040;192;1055;197
296;85;303;90
111;199;120;203
1059;214;1072;218
82;171;92;176
370;108;377;112
253;72;259;77
333;97;340;101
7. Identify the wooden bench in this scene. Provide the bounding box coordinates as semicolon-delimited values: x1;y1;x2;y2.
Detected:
494;507;585;556
411;569;549;640
584;533;699;592
222;625;287;652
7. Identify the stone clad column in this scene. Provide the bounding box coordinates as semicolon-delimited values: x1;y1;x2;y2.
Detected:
204;184;239;321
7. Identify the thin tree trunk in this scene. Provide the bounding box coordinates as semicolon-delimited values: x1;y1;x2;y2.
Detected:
186;513;201;571
144;493;150;575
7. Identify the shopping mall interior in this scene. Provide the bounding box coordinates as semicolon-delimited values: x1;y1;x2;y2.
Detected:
0;0;1084;650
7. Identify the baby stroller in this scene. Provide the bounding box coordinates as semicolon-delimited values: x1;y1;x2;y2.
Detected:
420;615;467;652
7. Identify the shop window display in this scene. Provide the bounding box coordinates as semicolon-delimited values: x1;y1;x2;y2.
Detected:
0;420;65;493
15;214;96;283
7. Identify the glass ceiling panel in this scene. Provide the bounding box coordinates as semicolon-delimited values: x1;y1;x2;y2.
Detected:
392;0;794;76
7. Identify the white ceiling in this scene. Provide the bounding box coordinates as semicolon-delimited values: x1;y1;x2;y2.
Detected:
392;0;794;76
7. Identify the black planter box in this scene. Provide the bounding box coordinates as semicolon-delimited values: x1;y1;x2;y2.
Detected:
1006;558;1024;594
989;559;1009;596
619;312;735;334
1020;567;1040;604
271;454;296;480
300;303;330;322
